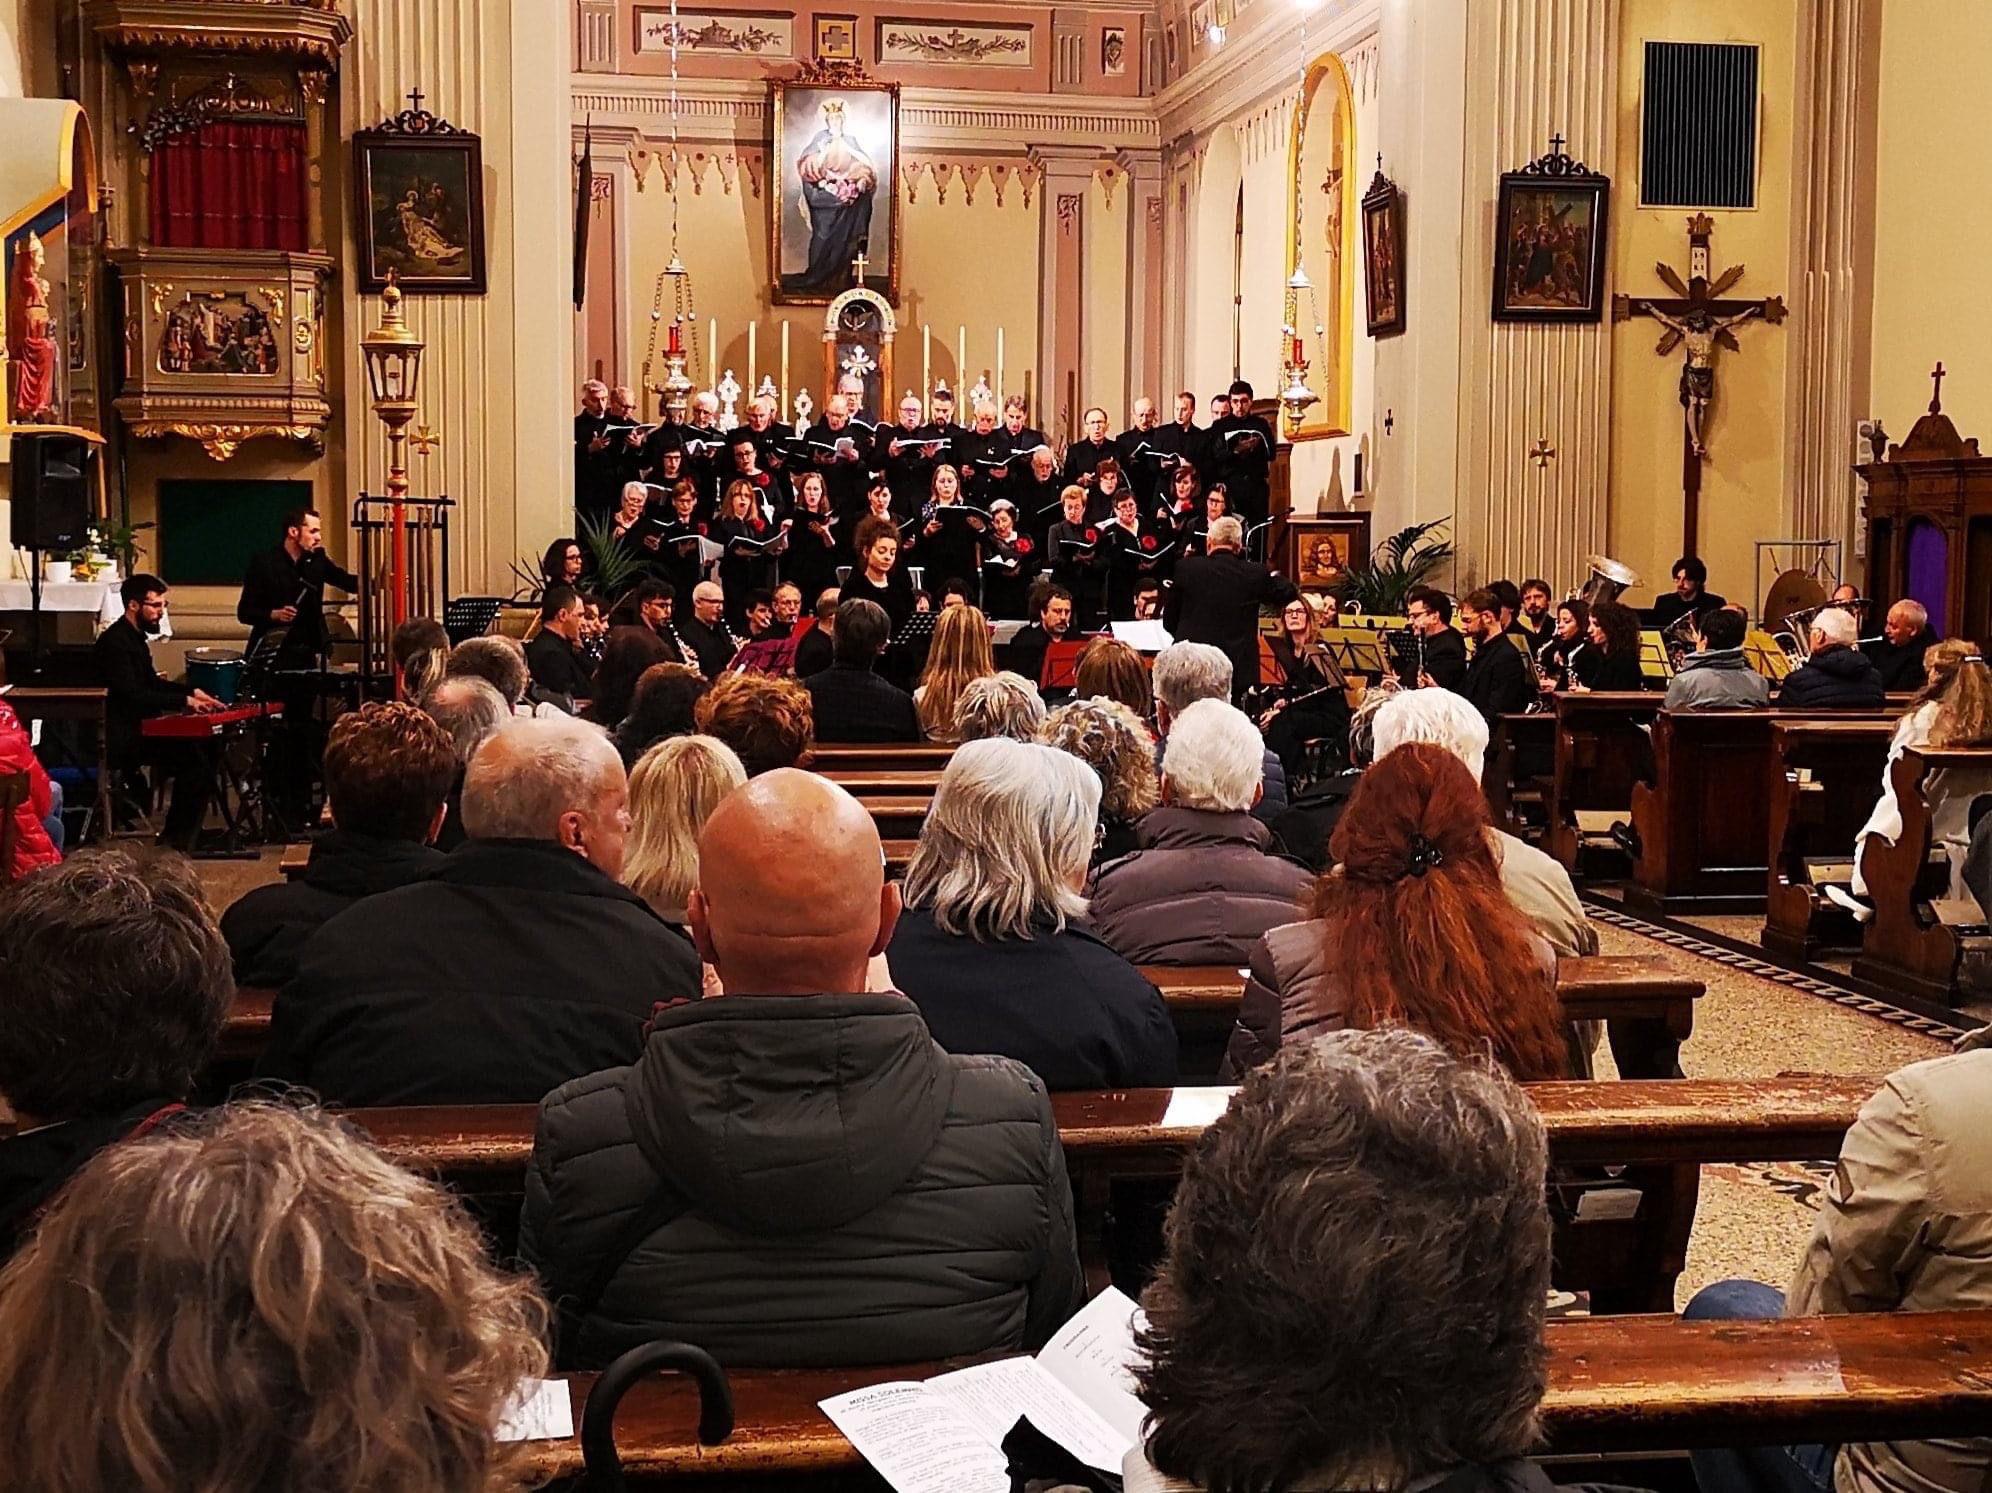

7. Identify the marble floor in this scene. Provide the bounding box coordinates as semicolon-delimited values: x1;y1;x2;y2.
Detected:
184;846;1966;1310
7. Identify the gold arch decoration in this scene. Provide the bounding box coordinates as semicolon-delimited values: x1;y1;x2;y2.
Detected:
1282;51;1356;441
820;284;896;406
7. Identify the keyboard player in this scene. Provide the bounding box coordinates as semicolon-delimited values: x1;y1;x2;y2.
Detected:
95;575;224;850
237;506;357;831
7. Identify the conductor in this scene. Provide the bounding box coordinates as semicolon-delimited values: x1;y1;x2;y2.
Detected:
1164;515;1298;702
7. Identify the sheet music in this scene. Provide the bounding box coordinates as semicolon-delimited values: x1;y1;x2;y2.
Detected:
1110;621;1173;652
1159;1087;1236;1132
928;1358;1127;1474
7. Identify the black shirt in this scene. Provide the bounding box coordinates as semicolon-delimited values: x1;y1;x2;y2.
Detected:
1460;632;1538;722
804;663;921;743
525;628;594;704
93;616;191;764
675;614;739;680
1649;589;1727;629
237;543;357;663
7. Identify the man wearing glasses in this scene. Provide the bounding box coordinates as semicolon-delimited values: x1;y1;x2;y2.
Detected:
1399;585;1468;692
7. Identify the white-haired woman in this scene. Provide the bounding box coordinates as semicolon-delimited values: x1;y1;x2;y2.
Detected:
1087;699;1311;965
884;737;1177;1091
953;670;1046;743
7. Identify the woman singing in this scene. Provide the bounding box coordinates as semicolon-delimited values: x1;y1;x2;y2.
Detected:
714;478;790;618
978;499;1040;620
787;470;842;608
918;463;986;603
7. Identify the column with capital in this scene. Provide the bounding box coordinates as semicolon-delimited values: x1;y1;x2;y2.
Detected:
1030;146;1096;445
1122;149;1164;415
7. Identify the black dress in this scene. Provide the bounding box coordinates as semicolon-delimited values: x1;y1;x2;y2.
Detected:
787;507;843;608
979;531;1041;620
918;502;986;600
1578;647;1646;691
1257;637;1351;778
715;515;787;615
1046;520;1105;628
845;568;915;633
1099;519;1168;620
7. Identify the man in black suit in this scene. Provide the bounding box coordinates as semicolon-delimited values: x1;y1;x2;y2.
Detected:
1162;516;1298;702
1206;380;1277;525
1116;395;1165;506
1865;598;1941;692
1455;587;1536;724
1648;555;1727;630
574;379;621;523
1008;584;1077;692
1061;406;1119;492
94;574;224;848
802;598;920;743
1397;585;1468;691
525;586;595;708
675;580;740;680
1152;390;1209;485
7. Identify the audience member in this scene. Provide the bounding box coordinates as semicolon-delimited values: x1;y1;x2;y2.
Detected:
391;615;451;697
521;769;1085;1367
1828;640;1992;921
1371;688;1597;957
1663;606;1769;709
615;661;706;767
1132;1030;1568;1493
804;598;921;743
584;624;676;729
1866;599;1941;693
794;588;840;678
1777;605;1885;709
525;585;594;707
1090;699;1310;964
1683;1041;1992;1493
222;703;452;986
1074;635;1154;723
914;602;997;741
447;633;551;716
0;851;230;1258
1222;742;1568;1080
622;734;747;924
694;671;816;775
419;675;510;851
887;738;1177;1090
1152;641;1287;819
0;699;59;880
1040;695;1159;861
263;715;700;1105
954;671;1047;743
0;1104;549;1491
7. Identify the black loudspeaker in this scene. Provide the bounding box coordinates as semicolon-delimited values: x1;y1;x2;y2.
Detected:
9;430;93;552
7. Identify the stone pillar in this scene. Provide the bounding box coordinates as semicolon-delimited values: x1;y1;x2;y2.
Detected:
1031;145;1095;443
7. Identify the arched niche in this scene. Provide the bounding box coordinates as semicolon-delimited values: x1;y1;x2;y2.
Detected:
820;285;895;421
1282;52;1356;440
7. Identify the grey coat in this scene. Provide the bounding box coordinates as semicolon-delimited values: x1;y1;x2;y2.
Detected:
1086;807;1313;966
1662;649;1771;710
520;991;1086;1369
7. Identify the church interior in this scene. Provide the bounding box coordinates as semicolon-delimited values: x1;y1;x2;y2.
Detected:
2;0;1991;1488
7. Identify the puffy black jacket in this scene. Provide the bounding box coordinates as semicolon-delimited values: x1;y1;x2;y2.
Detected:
520;992;1086;1368
261;839;701;1105
220;831;446;987
1777;645;1886;710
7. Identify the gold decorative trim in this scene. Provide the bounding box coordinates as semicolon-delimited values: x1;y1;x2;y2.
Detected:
126;419;323;461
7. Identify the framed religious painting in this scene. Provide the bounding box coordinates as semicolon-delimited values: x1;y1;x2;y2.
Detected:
1490;140;1609;323
770;65;899;306
352;100;487;295
1361;164;1405;338
1283;514;1371;593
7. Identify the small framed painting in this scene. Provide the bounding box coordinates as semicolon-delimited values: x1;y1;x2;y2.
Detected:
1284;514;1372;592
1491;140;1610;324
352;101;487;295
1361;164;1405;338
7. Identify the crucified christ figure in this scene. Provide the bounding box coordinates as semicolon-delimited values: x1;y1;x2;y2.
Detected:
1643;301;1767;457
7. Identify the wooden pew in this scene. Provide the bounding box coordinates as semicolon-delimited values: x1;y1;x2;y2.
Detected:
351;1072;1849;1314
1483;710;1555;842
516;1309;1992;1483
1545;691;1662;873
855;794;930;838
1762;718;1896;961
1853;744;1992;1005
808;743;954;772
815;769;941;796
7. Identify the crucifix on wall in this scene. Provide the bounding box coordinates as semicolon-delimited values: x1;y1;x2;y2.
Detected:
1613;214;1786;557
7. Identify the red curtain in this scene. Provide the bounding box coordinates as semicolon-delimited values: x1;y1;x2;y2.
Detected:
150;120;309;251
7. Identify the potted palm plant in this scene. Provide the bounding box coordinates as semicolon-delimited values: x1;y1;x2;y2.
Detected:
1336;518;1454;617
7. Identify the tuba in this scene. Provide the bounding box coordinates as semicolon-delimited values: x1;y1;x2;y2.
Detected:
1576;555;1640;607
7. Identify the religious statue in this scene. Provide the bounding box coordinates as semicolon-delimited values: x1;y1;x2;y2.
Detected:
1641;299;1770;457
7;231;58;422
790;98;878;294
1319;165;1343;262
716;368;742;427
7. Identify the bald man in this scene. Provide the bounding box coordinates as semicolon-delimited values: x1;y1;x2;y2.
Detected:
522;769;1086;1369
676;580;738;679
1118;395;1165;504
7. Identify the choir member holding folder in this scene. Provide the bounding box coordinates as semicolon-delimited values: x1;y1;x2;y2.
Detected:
1047;485;1105;629
919;465;988;600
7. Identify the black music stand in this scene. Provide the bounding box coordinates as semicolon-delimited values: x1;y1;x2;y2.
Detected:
444;596;506;646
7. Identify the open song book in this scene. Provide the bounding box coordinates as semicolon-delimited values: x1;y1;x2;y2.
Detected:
819;1287;1148;1493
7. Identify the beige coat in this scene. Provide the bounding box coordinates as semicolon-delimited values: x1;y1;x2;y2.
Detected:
1788;1048;1992;1493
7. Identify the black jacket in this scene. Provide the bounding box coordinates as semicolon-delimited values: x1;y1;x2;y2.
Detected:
0;1099;186;1261
237;544;357;662
1777;644;1887;709
804;663;921;743
93;616;190;766
261;839;702;1106
675;614;738;679
520;992;1086;1369
1397;627;1469;690
793;624;835;679
887;904;1178;1091
1164;551;1299;695
220;831;446;987
1649;588;1727;629
1867;629;1940;692
1460;631;1536;722
525;629;594;705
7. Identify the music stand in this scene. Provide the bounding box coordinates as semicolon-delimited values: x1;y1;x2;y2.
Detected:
444;596;506;646
1040;637;1094;691
240;625;292;703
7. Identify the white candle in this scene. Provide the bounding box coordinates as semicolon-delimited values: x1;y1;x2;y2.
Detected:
957;326;966;398
748;322;757;395
781;321;790;415
922;323;932;414
708;319;717;386
996;327;1004;405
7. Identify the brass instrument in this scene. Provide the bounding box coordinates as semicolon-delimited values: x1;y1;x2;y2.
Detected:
1658;611;1701;671
1576;555;1640;607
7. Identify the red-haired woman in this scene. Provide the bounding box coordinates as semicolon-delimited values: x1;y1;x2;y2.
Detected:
1221;741;1572;1082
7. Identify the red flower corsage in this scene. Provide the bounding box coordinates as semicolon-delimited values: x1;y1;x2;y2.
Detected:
1084;527;1098;543
1015;536;1035;555
1140;534;1158;552
752;518;766;533
696;522;708;535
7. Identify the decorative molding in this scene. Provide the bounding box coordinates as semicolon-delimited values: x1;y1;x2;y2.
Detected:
125;419;326;461
634;7;792;58
880;20;1033;67
1056;191;1080;231
1094;160;1121;209
1155;0;1379;141
87;0;353;69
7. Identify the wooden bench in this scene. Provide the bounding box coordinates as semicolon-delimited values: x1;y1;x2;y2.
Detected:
513;1308;1992;1483
1483;710;1555;842
855;794;930;838
808;743;955;772
1544;691;1662;873
1761;718;1897;961
816;769;942;795
1853;744;1992;1006
351;1071;1848;1314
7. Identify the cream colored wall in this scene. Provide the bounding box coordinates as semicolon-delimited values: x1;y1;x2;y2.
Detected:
1081;172;1129;423
1608;0;1796;610
1871;2;1992;449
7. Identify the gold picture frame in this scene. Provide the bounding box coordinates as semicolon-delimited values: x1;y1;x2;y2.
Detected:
769;64;899;306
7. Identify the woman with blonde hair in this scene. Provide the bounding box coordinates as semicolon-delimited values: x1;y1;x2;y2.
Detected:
914;602;996;739
623;734;748;922
1073;636;1152;725
1040;694;1159;861
1830;638;1992;920
0;1102;549;1493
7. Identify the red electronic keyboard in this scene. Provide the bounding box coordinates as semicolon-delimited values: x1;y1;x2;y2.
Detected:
141;701;284;739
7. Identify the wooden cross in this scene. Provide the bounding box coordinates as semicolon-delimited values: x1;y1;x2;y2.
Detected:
1613;214;1787;557
1929;361;1946;413
406;86;426;113
1529;438;1557;469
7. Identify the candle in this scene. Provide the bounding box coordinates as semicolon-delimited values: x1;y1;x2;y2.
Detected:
668;318;682;357
781;322;790;415
957;326;966;400
708;319;717;385
748;322;757;395
996;327;1004;406
922;323;931;414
